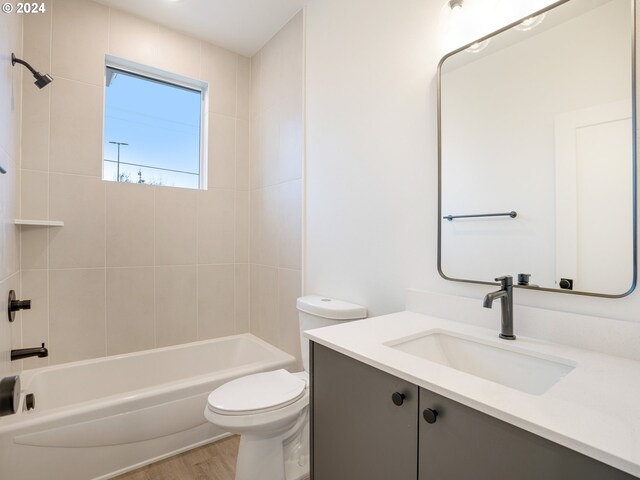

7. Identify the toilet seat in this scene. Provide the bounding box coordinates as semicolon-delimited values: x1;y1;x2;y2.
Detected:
207;369;306;416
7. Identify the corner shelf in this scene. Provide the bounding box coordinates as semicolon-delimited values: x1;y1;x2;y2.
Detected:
14;219;64;227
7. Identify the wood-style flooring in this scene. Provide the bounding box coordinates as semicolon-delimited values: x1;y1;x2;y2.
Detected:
114;436;310;480
114;436;239;480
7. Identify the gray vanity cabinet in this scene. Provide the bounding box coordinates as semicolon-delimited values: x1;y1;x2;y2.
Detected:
311;342;638;480
419;388;636;480
311;342;418;480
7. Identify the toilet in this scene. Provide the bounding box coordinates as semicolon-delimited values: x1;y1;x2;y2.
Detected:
204;295;367;480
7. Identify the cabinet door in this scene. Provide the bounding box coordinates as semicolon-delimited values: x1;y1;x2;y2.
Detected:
419;388;636;480
311;342;418;480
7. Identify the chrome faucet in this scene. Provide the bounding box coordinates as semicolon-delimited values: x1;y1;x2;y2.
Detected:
483;276;516;340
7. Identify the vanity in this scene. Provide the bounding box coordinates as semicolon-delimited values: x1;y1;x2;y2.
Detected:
307;308;640;480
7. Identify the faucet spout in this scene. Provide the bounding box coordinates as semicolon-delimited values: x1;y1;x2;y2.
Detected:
482;289;507;308
11;343;48;361
482;276;516;340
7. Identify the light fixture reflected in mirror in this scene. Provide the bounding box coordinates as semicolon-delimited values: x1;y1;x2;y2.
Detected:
448;0;463;11
514;12;547;31
465;39;490;53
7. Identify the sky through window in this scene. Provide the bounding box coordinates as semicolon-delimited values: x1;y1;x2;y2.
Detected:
103;67;202;189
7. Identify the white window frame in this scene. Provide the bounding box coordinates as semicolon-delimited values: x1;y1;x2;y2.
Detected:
103;54;209;190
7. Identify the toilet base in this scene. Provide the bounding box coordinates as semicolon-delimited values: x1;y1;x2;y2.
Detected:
234;407;309;480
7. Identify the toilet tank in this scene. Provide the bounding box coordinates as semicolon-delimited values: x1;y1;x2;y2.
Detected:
296;295;367;372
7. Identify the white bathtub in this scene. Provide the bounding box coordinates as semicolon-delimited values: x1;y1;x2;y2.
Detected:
0;334;295;480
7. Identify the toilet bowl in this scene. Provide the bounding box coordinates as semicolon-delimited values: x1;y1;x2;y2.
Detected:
204;295;367;480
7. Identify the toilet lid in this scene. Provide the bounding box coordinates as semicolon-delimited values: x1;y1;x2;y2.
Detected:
207;369;306;415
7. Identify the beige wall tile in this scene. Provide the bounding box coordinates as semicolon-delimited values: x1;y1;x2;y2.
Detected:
0;12;23;163
21;170;48;219
237;56;251;121
248;13;304;359
49;268;106;364
235;264;249;333
106;182;155;267
13;1;264;369
106;267;154;355
49;174;105;269
3;232;20;284
0;153;20;280
50;78;103;177
236;118;250;190
109;10;159;66
21;270;50;369
202;43;237;117
250;52;261;117
20;4;50;171
279;12;304;102
197;189;235;264
7;274;22;374
279;85;303;183
51;0;108;86
258;107;280;187
20;228;48;270
0;10;21;331
259;37;281;114
9;274;22;350
235;190;249;263
155;187;197;265
0;277;11;375
278;180;302;270
256;185;280;267
156;27;201;79
23;1;52;73
208;113;236;189
278;268;302;365
249;265;278;346
249;189;259;264
21;78;50;172
250;114;262;188
155;265;197;347
198;264;235;339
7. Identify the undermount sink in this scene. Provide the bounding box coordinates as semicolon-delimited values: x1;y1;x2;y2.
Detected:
385;330;576;395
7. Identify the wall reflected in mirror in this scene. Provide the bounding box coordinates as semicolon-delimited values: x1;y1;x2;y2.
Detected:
438;0;636;296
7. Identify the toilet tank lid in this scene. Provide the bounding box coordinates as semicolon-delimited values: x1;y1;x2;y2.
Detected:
296;295;367;320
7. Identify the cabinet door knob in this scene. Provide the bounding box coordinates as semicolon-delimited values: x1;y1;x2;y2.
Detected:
423;408;438;424
391;392;406;406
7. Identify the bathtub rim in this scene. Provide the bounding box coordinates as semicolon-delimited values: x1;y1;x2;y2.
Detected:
19;333;288;379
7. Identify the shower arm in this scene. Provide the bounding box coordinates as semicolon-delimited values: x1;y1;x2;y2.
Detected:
11;54;39;76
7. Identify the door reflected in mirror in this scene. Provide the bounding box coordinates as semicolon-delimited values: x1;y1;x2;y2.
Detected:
438;0;636;297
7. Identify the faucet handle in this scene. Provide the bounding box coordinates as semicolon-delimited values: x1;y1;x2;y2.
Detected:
495;275;513;287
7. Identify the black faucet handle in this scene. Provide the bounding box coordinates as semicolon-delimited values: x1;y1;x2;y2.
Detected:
495;276;513;287
10;299;31;312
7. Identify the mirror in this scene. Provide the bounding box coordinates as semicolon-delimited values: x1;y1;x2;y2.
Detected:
438;0;636;297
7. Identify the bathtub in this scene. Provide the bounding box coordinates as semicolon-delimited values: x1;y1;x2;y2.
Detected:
0;334;295;480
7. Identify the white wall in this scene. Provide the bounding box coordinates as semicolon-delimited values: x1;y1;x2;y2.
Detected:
305;0;640;326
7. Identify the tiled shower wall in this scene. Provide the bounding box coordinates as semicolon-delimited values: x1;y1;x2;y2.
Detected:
16;0;252;368
249;12;304;365
0;13;23;376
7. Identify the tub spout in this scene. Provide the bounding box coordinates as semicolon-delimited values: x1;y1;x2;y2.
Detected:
11;343;48;361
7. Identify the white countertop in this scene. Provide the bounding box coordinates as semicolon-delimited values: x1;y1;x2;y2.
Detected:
305;311;640;477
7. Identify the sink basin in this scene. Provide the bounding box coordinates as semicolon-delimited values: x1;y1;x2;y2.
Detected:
385;330;575;395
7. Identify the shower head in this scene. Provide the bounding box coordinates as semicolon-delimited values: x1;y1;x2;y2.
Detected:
33;72;53;89
11;53;53;89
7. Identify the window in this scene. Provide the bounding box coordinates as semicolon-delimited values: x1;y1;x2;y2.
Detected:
103;57;207;189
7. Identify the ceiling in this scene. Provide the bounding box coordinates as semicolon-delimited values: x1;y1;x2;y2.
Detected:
94;0;306;57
